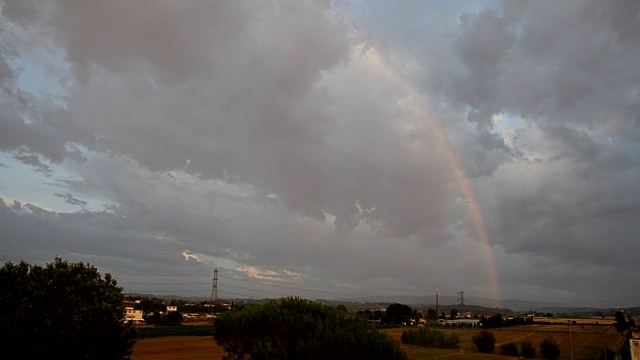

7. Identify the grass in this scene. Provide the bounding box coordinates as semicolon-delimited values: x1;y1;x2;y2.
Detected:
132;336;225;360
131;324;626;359
384;325;625;360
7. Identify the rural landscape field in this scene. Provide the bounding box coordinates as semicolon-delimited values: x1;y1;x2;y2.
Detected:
132;323;626;360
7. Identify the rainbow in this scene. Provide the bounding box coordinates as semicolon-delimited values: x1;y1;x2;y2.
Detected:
363;47;502;303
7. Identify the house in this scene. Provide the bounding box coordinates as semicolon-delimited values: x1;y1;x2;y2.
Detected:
166;305;178;312
124;307;145;324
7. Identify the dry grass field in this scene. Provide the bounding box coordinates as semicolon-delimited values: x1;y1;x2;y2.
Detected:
132;325;626;360
384;325;625;360
132;336;226;360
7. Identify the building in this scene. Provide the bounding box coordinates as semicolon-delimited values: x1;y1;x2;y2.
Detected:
166;305;178;312
124;307;145;324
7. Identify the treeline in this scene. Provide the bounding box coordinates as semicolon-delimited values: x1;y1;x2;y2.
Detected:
128;296;230;314
480;313;534;328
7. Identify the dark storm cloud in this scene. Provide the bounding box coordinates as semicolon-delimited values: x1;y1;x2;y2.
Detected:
1;0;457;238
1;0;639;304
350;0;640;302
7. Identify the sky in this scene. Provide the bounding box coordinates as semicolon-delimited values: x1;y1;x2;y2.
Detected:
1;0;639;308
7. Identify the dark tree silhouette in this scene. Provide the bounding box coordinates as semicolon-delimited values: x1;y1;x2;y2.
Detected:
214;297;407;360
0;258;136;359
614;311;629;334
540;337;561;360
472;330;496;353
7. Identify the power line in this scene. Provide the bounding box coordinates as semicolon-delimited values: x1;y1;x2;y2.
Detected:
112;272;640;305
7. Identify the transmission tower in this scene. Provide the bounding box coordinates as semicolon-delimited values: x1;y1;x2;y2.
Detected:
209;268;218;313
457;290;465;309
435;293;439;315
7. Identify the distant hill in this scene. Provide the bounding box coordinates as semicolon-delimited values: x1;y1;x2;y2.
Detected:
123;292;639;316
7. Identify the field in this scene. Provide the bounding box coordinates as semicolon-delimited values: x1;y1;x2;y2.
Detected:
132;336;226;360
132;324;626;360
384;325;625;360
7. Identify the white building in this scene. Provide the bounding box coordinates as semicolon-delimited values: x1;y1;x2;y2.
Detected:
124;307;145;324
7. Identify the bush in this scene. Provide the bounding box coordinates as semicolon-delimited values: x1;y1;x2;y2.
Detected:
540;337;561;360
0;258;136;359
214;297;407;360
473;330;496;353
499;342;519;356
165;311;184;325
401;328;460;349
521;340;536;358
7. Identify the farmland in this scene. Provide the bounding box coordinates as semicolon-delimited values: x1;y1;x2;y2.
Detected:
132;323;625;359
384;325;625;360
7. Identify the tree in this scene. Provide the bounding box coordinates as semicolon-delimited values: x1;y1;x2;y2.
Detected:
499;342;519;356
386;303;413;324
401;328;460;349
472;330;496;353
135;298;167;316
521;341;536;358
540;337;561;360
335;304;348;313
214;297;407;360
450;308;459;319
165;310;184;325
480;313;504;328
0;258;136;359
614;311;629;334
427;308;438;321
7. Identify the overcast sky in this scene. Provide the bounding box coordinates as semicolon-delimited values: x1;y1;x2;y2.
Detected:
1;0;639;308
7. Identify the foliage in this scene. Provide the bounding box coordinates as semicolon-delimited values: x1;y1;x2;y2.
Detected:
386;303;413;324
450;308;459;319
134;298;167;315
499;342;519;356
214;297;407;360
520;340;536;358
0;258;136;359
472;330;496;353
147;311;162;324
165;310;184;324
401;328;460;349
480;314;504;328
540;337;561;360
427;308;438;321
137;324;215;338
335;304;348;313
614;311;629;334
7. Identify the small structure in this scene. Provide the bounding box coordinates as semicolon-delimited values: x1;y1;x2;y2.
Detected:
124;307;145;324
166;305;178;312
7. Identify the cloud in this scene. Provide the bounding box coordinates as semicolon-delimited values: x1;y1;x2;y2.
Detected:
54;193;88;208
236;266;304;283
181;250;201;263
0;1;639;305
13;153;51;175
